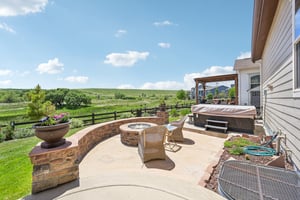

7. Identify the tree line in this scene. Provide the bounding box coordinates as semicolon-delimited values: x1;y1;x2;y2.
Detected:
27;85;91;119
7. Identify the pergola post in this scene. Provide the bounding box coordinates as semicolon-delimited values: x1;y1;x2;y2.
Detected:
202;82;206;101
195;80;199;104
235;76;239;105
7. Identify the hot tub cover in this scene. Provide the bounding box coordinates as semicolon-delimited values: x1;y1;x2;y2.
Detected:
191;104;256;119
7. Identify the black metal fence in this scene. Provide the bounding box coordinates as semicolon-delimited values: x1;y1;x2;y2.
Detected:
4;103;193;129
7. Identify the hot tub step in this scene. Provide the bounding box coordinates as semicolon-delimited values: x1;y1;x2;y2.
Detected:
205;125;228;133
205;119;228;133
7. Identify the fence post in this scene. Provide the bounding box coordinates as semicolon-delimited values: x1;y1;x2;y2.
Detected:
92;113;95;124
10;121;15;130
114;111;117;120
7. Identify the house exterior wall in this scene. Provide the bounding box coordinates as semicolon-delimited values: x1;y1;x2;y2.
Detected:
261;0;300;169
238;68;260;106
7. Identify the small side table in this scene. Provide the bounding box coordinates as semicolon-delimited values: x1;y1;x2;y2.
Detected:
164;124;178;151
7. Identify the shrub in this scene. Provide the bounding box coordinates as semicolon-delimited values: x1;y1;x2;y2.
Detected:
13;128;35;139
229;147;244;155
224;140;233;148
2;124;14;140
224;137;257;148
114;92;125;99
0;132;5;142
170;109;179;117
180;109;190;116
225;137;259;155
70;118;84;128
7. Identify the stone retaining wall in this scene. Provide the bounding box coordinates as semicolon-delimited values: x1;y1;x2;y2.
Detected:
29;114;166;193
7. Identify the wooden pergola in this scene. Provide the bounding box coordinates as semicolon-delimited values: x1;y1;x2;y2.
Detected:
194;74;238;104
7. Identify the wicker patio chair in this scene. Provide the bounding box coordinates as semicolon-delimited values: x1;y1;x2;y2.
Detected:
168;115;188;142
138;125;167;163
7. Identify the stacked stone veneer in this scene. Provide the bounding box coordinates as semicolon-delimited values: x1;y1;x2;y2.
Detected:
29;115;167;193
156;111;169;124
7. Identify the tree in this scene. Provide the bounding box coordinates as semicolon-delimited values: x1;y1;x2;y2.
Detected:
64;91;91;109
46;88;69;107
0;92;17;103
27;84;55;119
228;87;235;99
207;93;213;100
176;89;186;100
214;87;219;98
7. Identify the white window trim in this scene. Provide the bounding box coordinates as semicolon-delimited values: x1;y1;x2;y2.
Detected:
293;0;300;97
249;73;260;90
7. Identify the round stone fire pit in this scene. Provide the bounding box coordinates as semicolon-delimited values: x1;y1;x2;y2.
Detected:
120;122;157;146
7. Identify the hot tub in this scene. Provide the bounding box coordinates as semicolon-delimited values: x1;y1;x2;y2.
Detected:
120;122;157;146
191;104;256;133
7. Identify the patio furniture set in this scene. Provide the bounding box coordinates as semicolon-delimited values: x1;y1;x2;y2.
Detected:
120;115;187;163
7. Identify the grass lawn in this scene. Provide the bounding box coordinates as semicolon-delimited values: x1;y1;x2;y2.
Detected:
0;127;82;200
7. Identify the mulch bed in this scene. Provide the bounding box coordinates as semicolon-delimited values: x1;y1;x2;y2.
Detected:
204;136;294;193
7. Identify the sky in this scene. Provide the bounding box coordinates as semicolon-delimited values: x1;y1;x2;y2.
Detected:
0;0;253;90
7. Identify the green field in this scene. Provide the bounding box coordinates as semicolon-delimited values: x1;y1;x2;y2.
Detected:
0;88;193;200
0;88;190;125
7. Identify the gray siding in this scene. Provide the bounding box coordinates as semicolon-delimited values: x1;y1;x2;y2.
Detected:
262;0;300;169
262;0;292;83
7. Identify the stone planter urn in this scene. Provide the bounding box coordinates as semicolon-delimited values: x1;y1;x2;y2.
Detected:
33;121;71;148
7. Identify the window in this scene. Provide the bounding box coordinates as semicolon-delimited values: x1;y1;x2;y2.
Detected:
250;74;260;89
294;0;300;90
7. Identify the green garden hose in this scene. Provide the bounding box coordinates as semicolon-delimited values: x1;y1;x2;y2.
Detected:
243;146;276;156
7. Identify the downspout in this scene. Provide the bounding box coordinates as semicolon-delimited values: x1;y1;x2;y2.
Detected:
258;60;263;119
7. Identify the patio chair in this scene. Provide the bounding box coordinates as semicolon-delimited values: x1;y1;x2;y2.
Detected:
138;125;167;163
168;115;188;142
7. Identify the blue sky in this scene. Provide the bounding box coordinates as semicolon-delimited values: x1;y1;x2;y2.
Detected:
0;0;253;90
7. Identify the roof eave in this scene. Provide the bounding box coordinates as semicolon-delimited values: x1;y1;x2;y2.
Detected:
251;0;279;62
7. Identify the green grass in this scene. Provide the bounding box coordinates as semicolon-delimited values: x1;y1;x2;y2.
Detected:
224;137;259;155
0;127;83;200
0;88;192;125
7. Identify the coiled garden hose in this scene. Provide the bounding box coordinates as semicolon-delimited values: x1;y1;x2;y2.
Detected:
243;146;276;156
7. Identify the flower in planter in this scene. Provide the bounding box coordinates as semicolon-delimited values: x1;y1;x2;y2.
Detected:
39;113;70;126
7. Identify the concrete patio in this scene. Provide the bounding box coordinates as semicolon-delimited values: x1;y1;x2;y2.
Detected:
25;123;227;200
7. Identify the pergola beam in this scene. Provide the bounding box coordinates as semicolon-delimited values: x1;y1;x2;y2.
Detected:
194;74;238;104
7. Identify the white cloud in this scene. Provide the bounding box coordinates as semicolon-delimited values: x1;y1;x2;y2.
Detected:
0;0;48;16
140;81;184;90
116;66;235;90
0;80;12;86
114;29;127;38
158;42;171;48
117;84;135;89
65;76;88;83
237;51;251;59
36;58;64;74
0;23;16;34
153;20;177;27
104;51;149;67
183;66;235;89
0;69;13;76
